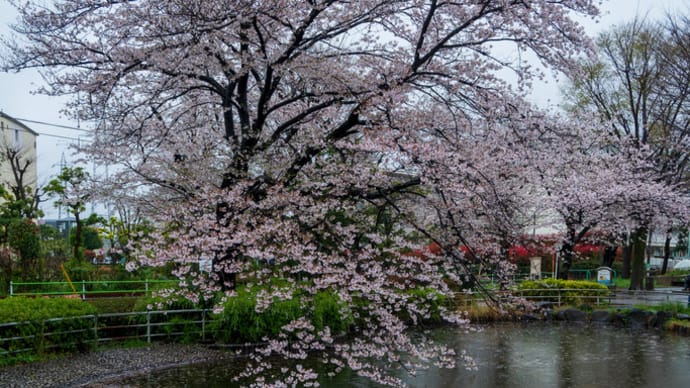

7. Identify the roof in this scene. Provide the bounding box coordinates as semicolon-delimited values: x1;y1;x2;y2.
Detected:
0;111;39;137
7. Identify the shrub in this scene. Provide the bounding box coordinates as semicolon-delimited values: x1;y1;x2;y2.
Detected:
400;287;449;324
8;219;41;280
211;286;353;344
516;278;609;305
128;285;208;343
0;297;97;365
210;286;304;344
312;290;353;334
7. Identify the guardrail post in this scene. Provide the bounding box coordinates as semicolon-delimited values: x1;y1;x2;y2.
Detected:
81;280;86;300
145;279;149;296
93;315;98;345
687;293;689;308
146;311;151;343
558;289;561;305
9;281;13;296
201;310;206;341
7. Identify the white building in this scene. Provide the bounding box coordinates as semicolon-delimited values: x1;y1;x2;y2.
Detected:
0;111;39;201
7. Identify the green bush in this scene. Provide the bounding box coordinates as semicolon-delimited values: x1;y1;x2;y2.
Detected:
516;278;609;305
127;286;207;343
8;219;41;280
0;297;97;365
210;287;303;344
400;287;448;324
211;286;353;344
312;290;353;334
632;301;690;315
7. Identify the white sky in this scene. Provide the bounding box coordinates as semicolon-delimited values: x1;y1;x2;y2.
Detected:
0;0;688;218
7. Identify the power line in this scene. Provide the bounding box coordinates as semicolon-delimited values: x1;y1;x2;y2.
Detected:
1;124;91;143
13;117;92;133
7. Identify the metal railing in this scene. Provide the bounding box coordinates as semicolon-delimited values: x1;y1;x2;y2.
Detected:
0;309;210;359
2;286;687;362
9;279;179;299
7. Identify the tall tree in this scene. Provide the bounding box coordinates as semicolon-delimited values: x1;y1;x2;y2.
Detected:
563;16;690;286
653;14;690;274
44;167;91;262
2;0;603;384
0;137;43;220
7;218;41;280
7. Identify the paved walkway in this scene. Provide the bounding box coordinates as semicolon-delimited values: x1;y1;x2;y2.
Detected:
611;287;690;306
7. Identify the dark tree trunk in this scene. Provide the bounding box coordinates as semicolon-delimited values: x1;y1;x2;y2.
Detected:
602;246;617;268
661;228;672;275
622;242;632;279
629;227;648;290
0;248;12;294
558;242;574;280
73;212;83;262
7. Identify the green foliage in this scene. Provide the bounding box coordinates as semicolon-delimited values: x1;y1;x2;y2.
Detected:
402;287;448;324
86;297;139;314
64;258;96;282
70;225;103;250
516;278;609;305
211;287;303;344
8;219;40;261
0;183;43;222
632;302;690;315
45;166;92;262
0;297;97;365
45;167;90;214
133;289;200;312
312;290;353;334
211;286;352;344
0;297;96;323
7;218;41;279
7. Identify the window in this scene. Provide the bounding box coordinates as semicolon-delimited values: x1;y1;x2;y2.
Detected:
14;128;22;148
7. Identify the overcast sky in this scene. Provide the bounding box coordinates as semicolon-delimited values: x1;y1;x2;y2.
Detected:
0;0;688;219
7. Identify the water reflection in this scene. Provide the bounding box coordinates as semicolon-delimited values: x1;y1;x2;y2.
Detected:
111;323;690;388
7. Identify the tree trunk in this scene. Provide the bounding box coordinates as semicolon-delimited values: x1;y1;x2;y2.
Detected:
558;243;574;280
629;227;648;290
0;248;12;294
622;241;632;279
602;245;617;268
74;212;83;262
661;228;672;275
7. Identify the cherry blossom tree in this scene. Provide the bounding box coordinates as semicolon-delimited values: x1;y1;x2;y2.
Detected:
563;16;690;279
525;116;690;282
2;0;603;385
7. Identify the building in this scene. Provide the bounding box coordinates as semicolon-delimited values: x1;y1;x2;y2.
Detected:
0;111;39;202
41;218;78;240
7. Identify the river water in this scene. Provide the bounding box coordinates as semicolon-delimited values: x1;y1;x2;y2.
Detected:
117;322;690;387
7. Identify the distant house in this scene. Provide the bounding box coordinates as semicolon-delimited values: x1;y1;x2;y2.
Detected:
0;112;39;202
41;218;77;240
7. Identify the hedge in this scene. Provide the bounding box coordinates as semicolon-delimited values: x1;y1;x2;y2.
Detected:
516;278;610;305
0;297;97;365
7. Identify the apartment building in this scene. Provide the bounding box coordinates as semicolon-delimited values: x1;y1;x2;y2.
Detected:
0;111;38;200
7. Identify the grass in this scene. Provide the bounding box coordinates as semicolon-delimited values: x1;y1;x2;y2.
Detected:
612;276;630;289
631;301;690;315
85;297;140;314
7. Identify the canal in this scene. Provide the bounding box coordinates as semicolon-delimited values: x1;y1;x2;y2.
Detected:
114;322;690;387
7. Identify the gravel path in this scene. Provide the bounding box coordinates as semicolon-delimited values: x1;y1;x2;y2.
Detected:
0;344;234;387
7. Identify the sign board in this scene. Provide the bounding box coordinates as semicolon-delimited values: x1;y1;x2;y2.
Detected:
596;266;613;285
530;257;542;279
199;257;213;273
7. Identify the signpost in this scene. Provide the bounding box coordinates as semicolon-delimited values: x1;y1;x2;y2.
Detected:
596;266;613;286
